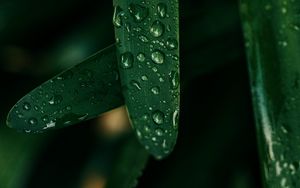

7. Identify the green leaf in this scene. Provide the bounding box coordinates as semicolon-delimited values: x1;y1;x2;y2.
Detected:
6;44;124;133
106;134;149;188
240;0;300;187
113;0;180;159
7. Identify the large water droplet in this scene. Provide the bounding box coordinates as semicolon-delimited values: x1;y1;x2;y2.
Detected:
150;20;165;37
23;102;31;111
152;110;164;125
166;38;178;50
151;50;165;64
151;86;160;95
157;3;167;18
28;117;38;125
128;3;149;22
120;52;134;69
137;52;146;62
113;6;124;28
48;95;63;105
170;70;179;89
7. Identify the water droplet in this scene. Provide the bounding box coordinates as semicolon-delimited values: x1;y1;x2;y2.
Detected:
113;6;124;28
48;95;63;105
151;86;160;95
142;114;149;121
137;53;146;62
66;105;72;111
136;130;142;138
23;102;31;111
170;71;179;89
166;38;178;50
78;113;88;121
42;115;49;123
17;113;24;118
141;75;148;81
130;80;142;90
120;52;134;69
152;110;164;125
28;117;38;125
151;50;165;64
150;20;165;37
173;109;179;129
144;125;150;132
138;35;149;43
157;3;167;18
155;128;164;136
152;137;157;141
128;3;149;22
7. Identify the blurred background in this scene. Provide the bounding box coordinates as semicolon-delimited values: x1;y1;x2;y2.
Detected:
0;0;263;187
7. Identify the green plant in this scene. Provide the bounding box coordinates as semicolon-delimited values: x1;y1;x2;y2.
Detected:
6;0;179;187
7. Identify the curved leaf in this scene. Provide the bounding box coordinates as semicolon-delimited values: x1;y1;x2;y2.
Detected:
113;0;180;159
6;45;124;133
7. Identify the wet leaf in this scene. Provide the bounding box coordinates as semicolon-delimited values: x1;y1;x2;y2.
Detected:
6;45;124;133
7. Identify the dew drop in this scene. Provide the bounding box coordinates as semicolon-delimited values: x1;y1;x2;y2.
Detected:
157;3;167;18
138;35;149;43
23;102;31;111
152;110;164;125
141;75;148;81
130;80;142;90
137;52;146;62
151;86;160;95
172;109;179;129
113;6;124;28
42;115;49;123
150;20;165;37
128;3;149;22
48;95;63;105
120;52;134;69
155;128;164;136
151;50;165;64
28;117;38;125
170;70;179;89
166;38;178;50
78;113;88;121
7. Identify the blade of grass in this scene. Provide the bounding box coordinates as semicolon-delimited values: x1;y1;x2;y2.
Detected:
6;44;124;133
240;0;300;187
113;0;180;159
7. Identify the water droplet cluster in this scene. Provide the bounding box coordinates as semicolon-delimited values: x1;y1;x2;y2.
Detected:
113;0;180;158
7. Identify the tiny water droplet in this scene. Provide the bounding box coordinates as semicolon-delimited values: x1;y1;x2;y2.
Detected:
155;128;164;136
166;38;178;50
152;110;164;125
141;75;148;81
137;52;146;62
151;50;165;64
130;80;142;90
78;113;88;121
150;20;165;37
113;6;124;28
151;86;160;95
128;3;149;22
173;109;179;129
48;95;63;105
23;102;31;111
42;115;49;123
28;117;38;125
157;3;167;18
138;35;149;43
170;70;179;89
152;137;157;141
120;52;134;69
66;105;72;111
